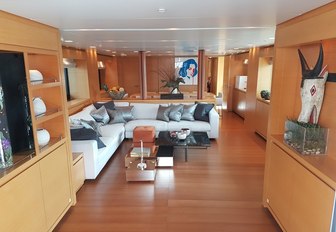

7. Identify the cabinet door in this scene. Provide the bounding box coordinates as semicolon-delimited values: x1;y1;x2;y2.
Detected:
288;161;335;232
267;142;296;229
39;143;71;229
0;164;46;232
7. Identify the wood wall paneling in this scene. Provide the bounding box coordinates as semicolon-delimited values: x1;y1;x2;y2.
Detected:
117;56;140;95
86;48;100;101
0;10;59;50
227;53;249;111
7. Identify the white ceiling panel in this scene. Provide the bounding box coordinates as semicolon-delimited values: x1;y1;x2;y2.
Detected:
0;0;333;56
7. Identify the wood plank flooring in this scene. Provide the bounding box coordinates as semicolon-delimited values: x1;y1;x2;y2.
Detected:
55;112;281;232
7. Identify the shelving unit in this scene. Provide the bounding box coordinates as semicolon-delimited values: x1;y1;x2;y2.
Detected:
0;11;74;232
263;3;336;231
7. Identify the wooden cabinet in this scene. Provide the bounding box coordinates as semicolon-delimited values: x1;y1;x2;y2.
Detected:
72;152;85;192
263;3;336;231
232;88;246;118
0;10;74;232
255;99;269;138
266;142;335;231
0;164;46;232
40;144;71;229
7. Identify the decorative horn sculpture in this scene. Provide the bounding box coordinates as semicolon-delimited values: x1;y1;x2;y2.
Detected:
297;45;328;124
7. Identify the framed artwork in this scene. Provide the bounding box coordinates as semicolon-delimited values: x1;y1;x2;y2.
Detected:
175;57;198;85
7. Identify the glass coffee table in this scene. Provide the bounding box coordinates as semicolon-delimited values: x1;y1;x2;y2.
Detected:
155;131;210;162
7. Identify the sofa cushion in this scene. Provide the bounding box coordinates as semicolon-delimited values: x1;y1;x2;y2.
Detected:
194;103;214;122
156;105;172;122
80;119;103;136
115;106;134;121
125;119;168;132
169;104;183;121
181;104;197;121
107;109;127;124
130;103;168;119
70;128;106;149
99;123;125;137
93;100;115;110
114;102;129;107
69;104;96;121
167;120;211;132
90;105;110;125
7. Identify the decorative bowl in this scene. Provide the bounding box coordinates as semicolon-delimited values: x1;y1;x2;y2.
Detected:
29;69;43;84
181;128;190;136
177;132;187;140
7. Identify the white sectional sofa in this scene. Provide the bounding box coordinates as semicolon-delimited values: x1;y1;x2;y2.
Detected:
69;101;219;179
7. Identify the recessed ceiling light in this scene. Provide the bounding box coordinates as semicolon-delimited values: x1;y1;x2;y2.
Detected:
121;53;127;56
105;49;111;52
133;51;139;53
89;46;96;49
158;8;166;13
112;51;117;54
64;40;73;43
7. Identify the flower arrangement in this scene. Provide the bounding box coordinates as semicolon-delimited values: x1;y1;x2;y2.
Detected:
102;84;127;100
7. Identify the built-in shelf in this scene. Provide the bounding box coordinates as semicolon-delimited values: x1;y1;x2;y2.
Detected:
39;137;66;155
35;109;63;124
0;149;36;180
271;134;336;189
30;81;62;90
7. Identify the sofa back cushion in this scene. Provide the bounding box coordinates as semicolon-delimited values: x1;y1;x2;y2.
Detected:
69;104;96;121
130;103;167;119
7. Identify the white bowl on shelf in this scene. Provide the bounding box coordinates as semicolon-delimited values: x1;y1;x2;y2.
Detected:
29;69;43;84
33;97;46;116
37;128;50;147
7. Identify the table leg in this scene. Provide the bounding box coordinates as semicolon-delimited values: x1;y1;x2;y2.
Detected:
185;147;188;162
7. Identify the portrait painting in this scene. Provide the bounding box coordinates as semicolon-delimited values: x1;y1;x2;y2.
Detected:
175;57;198;85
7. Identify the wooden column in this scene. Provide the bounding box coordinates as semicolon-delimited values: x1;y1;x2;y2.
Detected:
197;49;206;99
139;51;147;99
86;47;100;101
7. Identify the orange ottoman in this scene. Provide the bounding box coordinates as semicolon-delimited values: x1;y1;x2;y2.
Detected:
133;126;156;145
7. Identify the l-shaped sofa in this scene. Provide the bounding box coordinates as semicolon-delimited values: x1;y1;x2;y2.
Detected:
69;101;219;179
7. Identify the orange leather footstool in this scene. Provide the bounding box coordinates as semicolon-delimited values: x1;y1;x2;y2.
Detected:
133;126;156;146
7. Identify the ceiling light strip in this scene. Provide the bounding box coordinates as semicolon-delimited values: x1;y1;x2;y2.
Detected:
62;26;273;32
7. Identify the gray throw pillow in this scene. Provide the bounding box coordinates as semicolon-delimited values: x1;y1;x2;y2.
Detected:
107;109;127;124
115;106;134;122
156;105;172;122
80;119;102;136
90;105;110;125
169;104;183;121
181;104;197;121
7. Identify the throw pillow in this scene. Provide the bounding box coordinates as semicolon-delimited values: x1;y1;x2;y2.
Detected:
80;119;103;136
107;109;127;124
181;104;197;121
93;101;115;111
169;104;183;122
156;105;171;122
70;128;106;149
90;105;110;125
115;106;134;121
194;103;214;122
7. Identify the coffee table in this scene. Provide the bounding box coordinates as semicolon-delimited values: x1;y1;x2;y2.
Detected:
155;131;210;162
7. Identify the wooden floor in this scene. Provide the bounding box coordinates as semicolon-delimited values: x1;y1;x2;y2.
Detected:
55;112;281;232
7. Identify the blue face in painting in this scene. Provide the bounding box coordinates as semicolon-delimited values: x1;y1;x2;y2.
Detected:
179;59;198;79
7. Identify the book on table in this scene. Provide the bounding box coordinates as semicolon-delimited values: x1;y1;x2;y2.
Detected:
130;147;151;157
